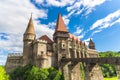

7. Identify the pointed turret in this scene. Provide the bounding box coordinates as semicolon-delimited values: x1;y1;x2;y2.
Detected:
53;14;69;40
55;14;68;33
23;14;36;65
23;14;35;41
89;38;95;49
24;14;35;35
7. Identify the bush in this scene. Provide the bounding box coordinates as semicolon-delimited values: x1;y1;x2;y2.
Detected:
10;65;64;80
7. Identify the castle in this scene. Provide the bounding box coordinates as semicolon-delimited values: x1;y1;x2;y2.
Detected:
5;14;104;80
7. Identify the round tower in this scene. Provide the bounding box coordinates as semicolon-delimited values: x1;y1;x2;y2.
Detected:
23;14;36;65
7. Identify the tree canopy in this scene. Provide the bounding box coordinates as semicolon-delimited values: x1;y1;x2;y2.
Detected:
0;66;9;80
10;65;64;80
99;51;120;77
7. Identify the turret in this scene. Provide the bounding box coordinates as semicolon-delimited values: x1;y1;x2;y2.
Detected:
23;14;36;65
89;38;95;49
23;14;35;41
53;14;69;41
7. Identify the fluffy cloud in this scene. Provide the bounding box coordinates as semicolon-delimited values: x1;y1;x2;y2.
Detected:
67;0;107;16
73;27;83;36
0;60;6;65
36;0;75;7
90;10;120;36
73;26;84;39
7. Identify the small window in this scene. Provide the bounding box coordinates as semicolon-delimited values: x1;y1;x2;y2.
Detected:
41;51;44;55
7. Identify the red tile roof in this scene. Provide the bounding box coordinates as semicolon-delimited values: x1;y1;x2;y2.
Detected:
39;35;53;43
55;14;68;32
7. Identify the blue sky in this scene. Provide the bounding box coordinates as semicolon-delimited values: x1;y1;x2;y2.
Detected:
0;0;120;65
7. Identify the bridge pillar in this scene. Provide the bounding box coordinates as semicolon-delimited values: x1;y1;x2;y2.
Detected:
84;63;103;80
115;65;120;80
69;62;82;80
60;61;82;80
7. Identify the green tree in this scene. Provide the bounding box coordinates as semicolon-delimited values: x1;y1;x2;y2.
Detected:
48;67;64;80
0;66;9;80
99;51;120;77
10;65;64;80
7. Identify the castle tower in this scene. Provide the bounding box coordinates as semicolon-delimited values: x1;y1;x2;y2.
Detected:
53;14;82;80
89;38;95;49
23;14;36;65
53;14;69;66
53;14;70;80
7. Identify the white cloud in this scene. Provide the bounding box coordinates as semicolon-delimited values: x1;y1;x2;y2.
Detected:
73;27;83;35
89;10;120;37
67;0;107;16
78;34;84;39
43;0;74;7
35;0;44;4
0;0;47;34
90;10;120;30
0;60;6;65
0;55;7;58
34;21;54;40
73;26;85;39
62;16;70;26
91;30;102;36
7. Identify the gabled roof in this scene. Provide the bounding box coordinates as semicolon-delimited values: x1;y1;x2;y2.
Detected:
55;14;68;32
24;14;35;34
39;35;53;43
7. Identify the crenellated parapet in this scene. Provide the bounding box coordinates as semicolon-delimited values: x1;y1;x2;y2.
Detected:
33;39;47;44
8;53;23;57
5;53;23;73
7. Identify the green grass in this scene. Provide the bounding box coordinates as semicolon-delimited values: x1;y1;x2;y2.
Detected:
104;77;117;80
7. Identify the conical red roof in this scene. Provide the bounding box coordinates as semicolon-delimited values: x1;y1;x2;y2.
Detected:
55;14;68;32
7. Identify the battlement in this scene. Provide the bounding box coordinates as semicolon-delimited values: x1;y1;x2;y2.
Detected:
87;49;98;54
33;39;47;44
8;53;23;57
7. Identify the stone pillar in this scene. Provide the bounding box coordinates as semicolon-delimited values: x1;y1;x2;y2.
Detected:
69;62;82;80
60;61;82;80
60;62;71;80
84;63;104;80
115;65;120;80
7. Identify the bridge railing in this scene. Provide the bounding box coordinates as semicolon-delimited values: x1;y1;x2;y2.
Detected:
61;57;120;65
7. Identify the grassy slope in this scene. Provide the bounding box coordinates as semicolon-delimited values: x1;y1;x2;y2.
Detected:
104;77;117;80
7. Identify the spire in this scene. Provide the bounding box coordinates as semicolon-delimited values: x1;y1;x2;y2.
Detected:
24;13;35;35
55;14;68;32
89;38;95;49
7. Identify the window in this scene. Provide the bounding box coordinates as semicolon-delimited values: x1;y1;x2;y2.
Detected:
41;51;44;55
